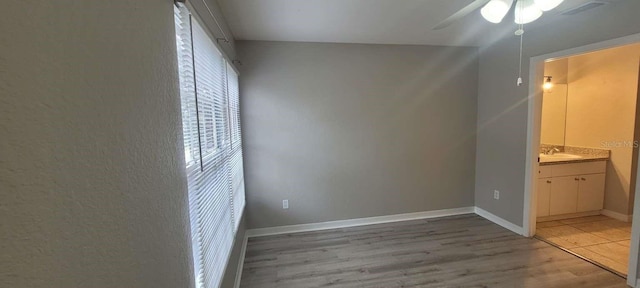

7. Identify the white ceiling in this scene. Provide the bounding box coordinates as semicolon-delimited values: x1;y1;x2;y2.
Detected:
217;0;615;47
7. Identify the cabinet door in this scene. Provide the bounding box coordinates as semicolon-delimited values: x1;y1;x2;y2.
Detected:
549;176;579;215
577;173;606;212
537;178;552;217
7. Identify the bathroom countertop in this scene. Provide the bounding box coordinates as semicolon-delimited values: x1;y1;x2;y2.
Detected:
539;155;609;165
538;145;610;166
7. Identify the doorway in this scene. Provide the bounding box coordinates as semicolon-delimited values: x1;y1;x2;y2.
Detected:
523;34;640;286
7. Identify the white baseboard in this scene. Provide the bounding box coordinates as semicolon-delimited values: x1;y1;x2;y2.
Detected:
474;207;524;236
233;235;248;288
246;207;475;238
601;209;633;222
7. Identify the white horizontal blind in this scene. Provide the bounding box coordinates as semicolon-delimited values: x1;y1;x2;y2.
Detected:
191;15;233;288
174;6;200;169
227;64;245;229
174;6;205;287
191;15;227;163
227;64;241;145
174;4;246;288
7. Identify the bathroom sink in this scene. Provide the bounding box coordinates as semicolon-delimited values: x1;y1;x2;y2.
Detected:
539;153;583;162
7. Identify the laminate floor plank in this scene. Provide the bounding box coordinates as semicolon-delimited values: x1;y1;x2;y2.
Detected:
240;214;626;288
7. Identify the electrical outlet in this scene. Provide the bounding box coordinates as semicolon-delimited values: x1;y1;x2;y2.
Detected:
282;199;289;209
494;190;500;200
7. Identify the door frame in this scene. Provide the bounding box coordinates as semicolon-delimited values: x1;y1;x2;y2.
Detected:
522;33;640;286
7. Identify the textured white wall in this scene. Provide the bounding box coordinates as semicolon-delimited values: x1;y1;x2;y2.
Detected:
0;1;194;287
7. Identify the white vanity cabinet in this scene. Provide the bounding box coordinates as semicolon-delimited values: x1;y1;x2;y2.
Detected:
576;173;606;212
549;176;579;215
537;178;552;217
537;161;606;219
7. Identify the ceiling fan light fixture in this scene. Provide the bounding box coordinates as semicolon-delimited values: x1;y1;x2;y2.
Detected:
533;0;565;11
481;0;514;23
515;0;543;24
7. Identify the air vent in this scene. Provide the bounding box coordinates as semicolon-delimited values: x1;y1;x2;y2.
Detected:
562;1;608;15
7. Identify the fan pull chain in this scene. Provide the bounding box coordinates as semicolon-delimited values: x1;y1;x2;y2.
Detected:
516;23;524;86
516;0;524;86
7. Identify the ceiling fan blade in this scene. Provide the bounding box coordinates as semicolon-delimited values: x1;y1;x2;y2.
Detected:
432;0;491;30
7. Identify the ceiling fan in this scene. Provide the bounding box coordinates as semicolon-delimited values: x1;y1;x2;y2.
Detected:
433;0;565;30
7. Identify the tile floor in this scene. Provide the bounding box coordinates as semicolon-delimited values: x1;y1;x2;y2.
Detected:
536;215;632;276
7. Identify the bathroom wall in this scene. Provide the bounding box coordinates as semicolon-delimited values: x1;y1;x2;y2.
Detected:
545;59;569;85
564;44;640;216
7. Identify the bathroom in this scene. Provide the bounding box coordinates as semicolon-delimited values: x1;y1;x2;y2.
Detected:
535;43;640;277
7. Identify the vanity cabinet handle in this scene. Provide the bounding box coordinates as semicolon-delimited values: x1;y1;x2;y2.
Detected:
574;177;580;181
581;177;586;181
546;180;552;183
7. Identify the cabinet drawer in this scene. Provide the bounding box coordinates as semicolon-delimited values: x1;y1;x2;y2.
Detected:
538;166;552;178
552;161;606;177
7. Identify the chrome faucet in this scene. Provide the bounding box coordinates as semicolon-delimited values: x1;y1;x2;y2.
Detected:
544;147;560;155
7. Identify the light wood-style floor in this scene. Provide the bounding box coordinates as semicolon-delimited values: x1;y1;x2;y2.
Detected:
240;214;626;288
536;215;632;276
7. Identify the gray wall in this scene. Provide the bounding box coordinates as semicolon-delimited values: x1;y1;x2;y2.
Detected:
238;41;478;229
475;0;640;227
0;1;195;287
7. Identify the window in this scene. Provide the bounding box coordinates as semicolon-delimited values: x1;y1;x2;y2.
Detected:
174;4;246;288
226;64;245;229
